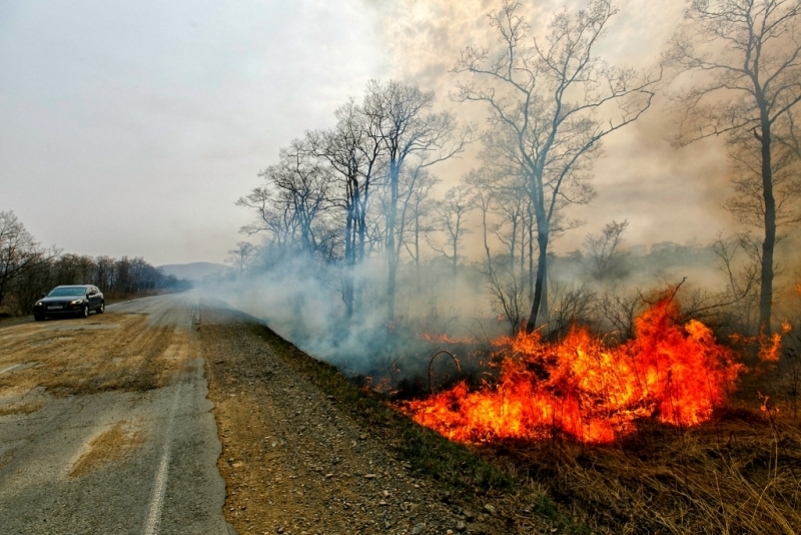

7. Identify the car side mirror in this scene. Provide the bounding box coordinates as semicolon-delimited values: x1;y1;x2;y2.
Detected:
40;293;46;299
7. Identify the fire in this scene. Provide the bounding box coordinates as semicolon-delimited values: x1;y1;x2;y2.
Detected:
758;330;785;362
400;298;743;444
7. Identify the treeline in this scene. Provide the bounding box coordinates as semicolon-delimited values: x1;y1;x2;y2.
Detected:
0;210;186;317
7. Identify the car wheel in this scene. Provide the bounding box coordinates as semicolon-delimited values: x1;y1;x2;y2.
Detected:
97;301;105;314
34;314;43;322
80;305;89;318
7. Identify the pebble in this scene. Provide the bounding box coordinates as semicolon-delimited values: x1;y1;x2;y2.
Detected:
208;312;503;535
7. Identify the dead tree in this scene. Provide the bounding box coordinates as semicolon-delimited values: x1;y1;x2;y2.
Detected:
667;0;801;334
455;0;658;333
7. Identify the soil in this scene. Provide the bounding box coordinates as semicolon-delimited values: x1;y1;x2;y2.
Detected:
201;307;508;535
0;313;188;398
68;420;147;478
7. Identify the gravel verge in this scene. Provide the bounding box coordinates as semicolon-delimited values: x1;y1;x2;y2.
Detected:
200;306;518;535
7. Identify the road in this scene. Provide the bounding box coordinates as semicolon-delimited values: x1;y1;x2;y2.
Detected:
0;292;236;535
0;292;508;535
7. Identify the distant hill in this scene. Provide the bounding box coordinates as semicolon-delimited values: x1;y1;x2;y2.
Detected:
159;262;232;281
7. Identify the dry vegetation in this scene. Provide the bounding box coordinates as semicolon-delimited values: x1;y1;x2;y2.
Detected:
0;399;45;417
68;420;147;478
0;313;191;397
484;412;801;534
396;333;801;534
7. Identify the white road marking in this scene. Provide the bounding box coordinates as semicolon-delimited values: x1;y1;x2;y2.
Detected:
143;383;183;535
0;364;21;374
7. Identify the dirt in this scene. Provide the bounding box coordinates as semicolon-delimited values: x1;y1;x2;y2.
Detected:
201;307;507;535
0;399;45;417
68;420;147;478
0;312;191;399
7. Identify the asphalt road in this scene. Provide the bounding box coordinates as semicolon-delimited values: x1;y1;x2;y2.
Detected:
0;292;236;534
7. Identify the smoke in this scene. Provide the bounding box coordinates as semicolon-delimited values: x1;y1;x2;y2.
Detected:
215;0;800;381
367;0;738;254
201;251;500;377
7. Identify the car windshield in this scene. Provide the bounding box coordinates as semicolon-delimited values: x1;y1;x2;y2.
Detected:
48;287;86;297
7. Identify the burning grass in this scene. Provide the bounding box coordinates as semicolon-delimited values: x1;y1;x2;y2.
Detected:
400;297;745;444
243;301;801;533
384;294;801;533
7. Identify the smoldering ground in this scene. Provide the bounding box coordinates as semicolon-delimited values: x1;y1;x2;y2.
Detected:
199;232;801;393
200;252;499;380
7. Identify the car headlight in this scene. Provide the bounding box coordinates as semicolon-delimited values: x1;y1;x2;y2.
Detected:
35;301;43;306
69;299;83;305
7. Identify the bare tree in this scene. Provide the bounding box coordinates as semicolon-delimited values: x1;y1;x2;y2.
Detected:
239;139;332;258
0;211;47;308
236;186;296;254
309;100;385;318
667;0;801;334
400;169;438;293
455;0;658;333
227;242;256;274
363;80;466;322
468;169;528;333
584;219;630;281
426;186;474;279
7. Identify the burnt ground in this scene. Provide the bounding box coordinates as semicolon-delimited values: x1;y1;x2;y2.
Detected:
200;304;537;535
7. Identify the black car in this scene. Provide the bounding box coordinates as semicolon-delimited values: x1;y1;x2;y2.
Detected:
33;285;105;321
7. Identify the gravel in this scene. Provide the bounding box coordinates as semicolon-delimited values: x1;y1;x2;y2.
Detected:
201;307;498;535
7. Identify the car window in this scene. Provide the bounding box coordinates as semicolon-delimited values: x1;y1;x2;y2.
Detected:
48;287;85;297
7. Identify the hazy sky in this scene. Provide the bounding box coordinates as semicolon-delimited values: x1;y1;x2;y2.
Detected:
1;0;739;266
1;0;385;265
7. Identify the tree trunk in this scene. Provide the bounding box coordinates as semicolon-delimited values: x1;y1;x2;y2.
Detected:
525;214;550;334
386;159;400;323
527;204;535;302
758;114;776;335
526;232;548;334
343;206;354;320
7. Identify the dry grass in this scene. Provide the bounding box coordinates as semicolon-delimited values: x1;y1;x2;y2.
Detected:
0;399;45;417
68;421;147;477
484;409;801;534
0;313;191;396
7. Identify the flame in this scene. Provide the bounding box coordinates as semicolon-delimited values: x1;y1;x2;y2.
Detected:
756;322;791;363
400;298;743;444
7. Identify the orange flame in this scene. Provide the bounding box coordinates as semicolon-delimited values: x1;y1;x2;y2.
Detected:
757;322;791;363
400;298;743;444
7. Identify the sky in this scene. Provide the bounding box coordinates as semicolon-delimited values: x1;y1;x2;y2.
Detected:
1;0;741;266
